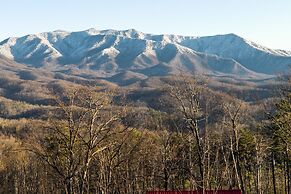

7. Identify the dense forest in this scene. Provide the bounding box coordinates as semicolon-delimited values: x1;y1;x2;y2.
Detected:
0;75;290;194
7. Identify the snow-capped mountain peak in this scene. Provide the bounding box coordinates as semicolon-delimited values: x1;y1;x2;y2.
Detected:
0;29;290;80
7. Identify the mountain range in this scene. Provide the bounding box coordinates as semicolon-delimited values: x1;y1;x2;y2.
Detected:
0;28;291;85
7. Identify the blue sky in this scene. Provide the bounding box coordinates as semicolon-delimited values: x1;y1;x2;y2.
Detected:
1;0;291;50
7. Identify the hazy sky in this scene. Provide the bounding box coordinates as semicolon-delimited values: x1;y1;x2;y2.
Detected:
1;0;291;50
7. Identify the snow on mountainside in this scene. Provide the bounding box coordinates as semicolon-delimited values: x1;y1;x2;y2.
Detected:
179;33;291;74
0;28;290;84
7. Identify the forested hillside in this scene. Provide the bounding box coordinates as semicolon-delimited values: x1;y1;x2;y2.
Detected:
0;74;290;194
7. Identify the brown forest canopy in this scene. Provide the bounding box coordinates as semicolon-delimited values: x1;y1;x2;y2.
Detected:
0;74;290;194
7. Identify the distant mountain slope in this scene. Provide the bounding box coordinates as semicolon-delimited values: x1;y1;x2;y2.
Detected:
91;30;291;74
0;28;289;83
178;33;291;74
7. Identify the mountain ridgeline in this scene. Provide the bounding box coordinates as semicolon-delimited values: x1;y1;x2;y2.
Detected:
0;29;291;194
0;28;290;86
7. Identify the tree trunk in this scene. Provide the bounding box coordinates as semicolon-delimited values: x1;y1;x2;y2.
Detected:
271;153;277;194
286;147;290;194
65;178;73;194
